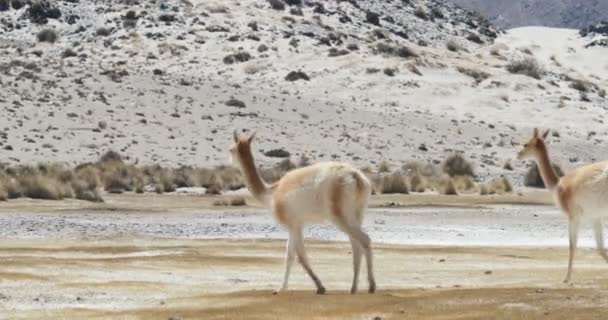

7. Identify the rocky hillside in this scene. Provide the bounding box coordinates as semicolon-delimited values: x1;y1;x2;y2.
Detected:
449;0;608;29
0;0;607;184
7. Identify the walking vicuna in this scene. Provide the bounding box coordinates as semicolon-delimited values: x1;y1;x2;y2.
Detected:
518;128;608;283
230;131;376;294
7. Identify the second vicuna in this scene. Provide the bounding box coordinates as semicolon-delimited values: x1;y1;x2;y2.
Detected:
230;131;376;294
518;128;608;283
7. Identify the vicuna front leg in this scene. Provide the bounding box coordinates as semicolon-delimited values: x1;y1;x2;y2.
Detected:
275;234;296;294
564;218;580;283
593;219;608;262
292;228;326;294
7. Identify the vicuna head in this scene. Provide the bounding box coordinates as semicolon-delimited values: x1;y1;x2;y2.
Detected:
230;130;256;166
517;128;550;160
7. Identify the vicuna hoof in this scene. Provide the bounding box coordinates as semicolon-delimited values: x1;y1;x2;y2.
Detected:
316;287;326;295
369;282;376;294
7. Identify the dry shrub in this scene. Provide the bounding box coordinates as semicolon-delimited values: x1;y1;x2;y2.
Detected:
452;175;476;192
524;163;564;188
437;177;458;195
442;153;474;177
377;161;391;173
0;180;7;201
402;161;441;178
487;177;513;194
215;165;244;190
17;175;65;200
506;57;543;80
409;174;427;193
213;196;247;207
173;166;196;188
456;66;490;84
374;172;409;194
446;40;461;52
479;184;489;195
230;197;246;206
261;159;295;184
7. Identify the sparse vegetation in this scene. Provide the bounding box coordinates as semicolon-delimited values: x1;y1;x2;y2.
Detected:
506;57;544;80
375;42;417;58
213;197;247;207
267;0;285;10
446;40;461;52
524;163;564;188
414;6;428;20
374;172;409;194
37;28;58;43
442;153;474;177
456;67;490;84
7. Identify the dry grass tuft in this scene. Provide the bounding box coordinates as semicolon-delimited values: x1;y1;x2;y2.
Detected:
506;57;543;80
374;172;409;194
213;197;247;207
437;177;458;195
442;153;474;177
409;174;427;193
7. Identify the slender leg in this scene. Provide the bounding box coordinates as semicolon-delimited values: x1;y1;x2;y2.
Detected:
292;228;325;294
275;234;296;294
349;237;362;294
344;225;375;293
564;218;580;283
593;219;608;262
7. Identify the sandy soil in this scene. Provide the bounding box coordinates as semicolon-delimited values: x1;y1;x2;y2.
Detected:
2;194;608;319
2;239;608;319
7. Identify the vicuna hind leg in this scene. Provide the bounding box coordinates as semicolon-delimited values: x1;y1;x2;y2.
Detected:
348;236;362;294
340;223;375;293
292;227;325;294
564;218;580;283
593;219;608;262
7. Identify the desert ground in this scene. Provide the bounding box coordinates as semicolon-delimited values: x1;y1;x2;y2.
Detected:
2;193;608;319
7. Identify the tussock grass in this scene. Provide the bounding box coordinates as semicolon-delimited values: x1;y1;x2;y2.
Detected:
374;172;409;194
442;153;474;177
506;57;544;80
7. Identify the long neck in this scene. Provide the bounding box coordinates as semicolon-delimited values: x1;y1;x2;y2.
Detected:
535;142;559;191
237;148;268;202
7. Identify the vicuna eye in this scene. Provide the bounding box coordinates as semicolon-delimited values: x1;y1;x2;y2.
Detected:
524;144;529;147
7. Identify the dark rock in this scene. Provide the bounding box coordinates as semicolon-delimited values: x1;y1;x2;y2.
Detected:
247;21;258;31
223;51;252;64
26;1;62;24
268;0;285;10
225;99;246;108
61;48;78;58
264;149;290;158
12;0;25;10
365;11;380;26
0;0;9;11
159;14;175;23
285;70;309;81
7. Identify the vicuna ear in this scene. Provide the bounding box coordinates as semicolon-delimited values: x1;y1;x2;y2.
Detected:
533;128;539;138
247;131;256;144
233;130;239;143
542;129;550;140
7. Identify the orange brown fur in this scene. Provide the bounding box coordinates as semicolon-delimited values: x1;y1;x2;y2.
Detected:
330;177;344;221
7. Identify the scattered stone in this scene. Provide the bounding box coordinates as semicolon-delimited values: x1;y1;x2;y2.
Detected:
264;149;290;158
285;70;309;81
225;99;246;108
